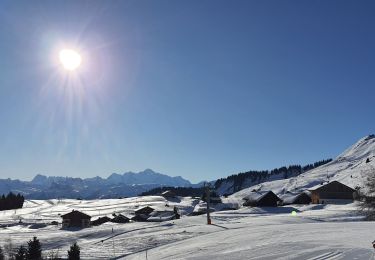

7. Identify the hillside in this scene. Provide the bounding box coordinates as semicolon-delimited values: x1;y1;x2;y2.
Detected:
214;159;332;195
231;135;375;201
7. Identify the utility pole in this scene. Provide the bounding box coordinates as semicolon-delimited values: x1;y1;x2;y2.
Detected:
205;183;211;225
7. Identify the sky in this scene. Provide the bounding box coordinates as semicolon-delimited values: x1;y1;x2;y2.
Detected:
0;0;374;183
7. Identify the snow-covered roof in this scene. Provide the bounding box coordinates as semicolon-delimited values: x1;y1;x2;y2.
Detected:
243;191;281;202
308;181;356;192
279;191;311;204
61;210;91;219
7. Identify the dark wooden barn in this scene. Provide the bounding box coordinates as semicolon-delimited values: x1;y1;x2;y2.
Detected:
111;214;130;223
61;210;91;228
243;191;282;207
134;206;154;215
281;192;311;205
131;214;149;222
91;216;111;226
309;181;356;204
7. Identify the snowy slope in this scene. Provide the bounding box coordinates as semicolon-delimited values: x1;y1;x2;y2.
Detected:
0;199;372;259
231;135;375;201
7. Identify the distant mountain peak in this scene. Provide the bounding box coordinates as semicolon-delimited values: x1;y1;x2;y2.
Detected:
31;174;48;185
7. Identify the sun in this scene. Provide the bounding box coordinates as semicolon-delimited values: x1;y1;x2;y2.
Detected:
59;49;82;71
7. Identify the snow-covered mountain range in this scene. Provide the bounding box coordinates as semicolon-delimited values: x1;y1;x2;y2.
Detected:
1;135;374;200
0;169;192;199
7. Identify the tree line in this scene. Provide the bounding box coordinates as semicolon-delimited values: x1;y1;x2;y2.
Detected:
0;192;25;211
0;236;80;260
141;159;333;197
214;158;332;194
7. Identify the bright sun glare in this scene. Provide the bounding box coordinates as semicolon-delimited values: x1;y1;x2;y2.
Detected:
59;49;82;71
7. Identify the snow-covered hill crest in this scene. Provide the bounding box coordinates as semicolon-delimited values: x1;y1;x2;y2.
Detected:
231;135;375;200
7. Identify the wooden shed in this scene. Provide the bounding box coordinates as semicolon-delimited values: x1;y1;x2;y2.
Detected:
91;216;111;226
243;191;282;207
281;192;311;205
309;181;356;204
61;210;91;228
131;214;149;222
111;214;130;223
134;206;154;215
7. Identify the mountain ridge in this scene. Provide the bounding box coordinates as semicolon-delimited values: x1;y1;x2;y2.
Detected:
0;169;192;199
1;135;374;200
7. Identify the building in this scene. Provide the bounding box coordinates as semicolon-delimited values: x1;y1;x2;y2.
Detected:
147;210;176;222
161;190;176;198
243;191;282;207
134;206;154;215
309;181;357;204
91;216;111;226
131;206;155;222
280;192;311;205
61;210;91;228
131;214;149;222
111;214;130;223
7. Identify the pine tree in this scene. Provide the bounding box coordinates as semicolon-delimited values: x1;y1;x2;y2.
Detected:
15;245;27;260
27;237;42;260
67;242;80;260
0;246;4;260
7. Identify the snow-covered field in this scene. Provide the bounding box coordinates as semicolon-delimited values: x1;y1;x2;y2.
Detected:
0;196;374;260
1;136;374;259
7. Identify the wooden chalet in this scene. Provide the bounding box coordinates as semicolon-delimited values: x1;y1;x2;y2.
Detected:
309;181;357;204
91;216;111;226
243;191;282;207
131;214;149;222
111;214;130;223
134;206;154;215
280;192;311;205
61;210;91;228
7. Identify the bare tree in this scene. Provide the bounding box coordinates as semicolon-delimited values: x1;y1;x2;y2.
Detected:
360;166;375;220
3;238;15;260
46;248;60;260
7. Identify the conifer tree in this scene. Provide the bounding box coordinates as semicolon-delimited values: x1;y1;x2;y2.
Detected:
15;245;27;260
27;237;42;260
67;242;80;260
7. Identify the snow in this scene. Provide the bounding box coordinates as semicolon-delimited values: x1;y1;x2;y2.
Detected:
230;135;375;204
0;135;374;259
0;196;373;259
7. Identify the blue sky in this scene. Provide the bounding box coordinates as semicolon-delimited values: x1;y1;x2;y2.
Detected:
0;0;374;182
